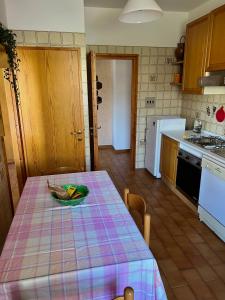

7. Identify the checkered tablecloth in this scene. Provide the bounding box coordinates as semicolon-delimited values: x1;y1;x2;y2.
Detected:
0;171;167;300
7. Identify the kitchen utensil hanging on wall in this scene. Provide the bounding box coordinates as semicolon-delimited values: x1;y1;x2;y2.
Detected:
96;75;103;110
175;36;185;61
216;106;225;122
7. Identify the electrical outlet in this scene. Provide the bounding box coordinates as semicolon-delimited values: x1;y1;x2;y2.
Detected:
150;75;157;82
166;57;174;64
145;97;156;108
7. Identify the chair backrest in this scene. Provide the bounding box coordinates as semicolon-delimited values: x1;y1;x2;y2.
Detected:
124;188;151;246
113;287;134;300
124;188;146;215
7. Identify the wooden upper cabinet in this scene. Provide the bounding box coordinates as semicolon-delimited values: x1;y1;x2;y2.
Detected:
182;15;211;94
207;4;225;71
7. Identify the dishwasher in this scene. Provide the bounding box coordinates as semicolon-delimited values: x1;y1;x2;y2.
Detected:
198;157;225;242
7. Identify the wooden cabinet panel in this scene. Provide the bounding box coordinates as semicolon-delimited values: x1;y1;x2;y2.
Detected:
0;137;13;253
207;5;225;71
182;15;210;94
160;135;179;186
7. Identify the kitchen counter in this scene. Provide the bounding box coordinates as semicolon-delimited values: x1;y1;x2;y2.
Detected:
161;130;225;242
161;130;225;166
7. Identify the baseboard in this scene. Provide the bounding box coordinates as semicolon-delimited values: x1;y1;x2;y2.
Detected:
98;145;113;149
161;176;197;214
98;145;131;154
113;149;131;154
112;146;131;153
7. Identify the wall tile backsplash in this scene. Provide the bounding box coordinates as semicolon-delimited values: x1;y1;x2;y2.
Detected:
13;30;91;171
87;45;183;168
181;94;225;136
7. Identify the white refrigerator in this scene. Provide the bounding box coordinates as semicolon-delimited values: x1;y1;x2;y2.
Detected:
145;116;186;178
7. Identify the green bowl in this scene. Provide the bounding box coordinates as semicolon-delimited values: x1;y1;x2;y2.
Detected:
51;184;89;206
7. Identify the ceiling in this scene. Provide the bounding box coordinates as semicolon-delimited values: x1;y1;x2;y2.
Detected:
84;0;209;12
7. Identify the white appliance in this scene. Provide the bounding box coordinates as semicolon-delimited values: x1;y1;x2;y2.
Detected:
198;156;225;242
145;116;186;178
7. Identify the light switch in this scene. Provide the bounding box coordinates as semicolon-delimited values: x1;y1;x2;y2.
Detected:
145;97;156;108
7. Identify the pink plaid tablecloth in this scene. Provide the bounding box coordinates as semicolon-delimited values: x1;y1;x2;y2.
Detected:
0;171;167;300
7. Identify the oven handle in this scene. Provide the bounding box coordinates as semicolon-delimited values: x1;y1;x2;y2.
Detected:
177;154;202;170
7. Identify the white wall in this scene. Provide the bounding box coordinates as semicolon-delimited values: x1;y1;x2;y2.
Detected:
5;0;85;32
97;60;113;146
96;59;131;150
188;0;225;21
0;0;7;26
85;7;188;47
112;60;131;150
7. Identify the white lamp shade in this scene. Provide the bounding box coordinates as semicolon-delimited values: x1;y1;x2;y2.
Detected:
119;0;163;23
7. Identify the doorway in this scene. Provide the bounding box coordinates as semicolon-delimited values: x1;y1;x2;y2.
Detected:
97;58;132;151
87;53;138;171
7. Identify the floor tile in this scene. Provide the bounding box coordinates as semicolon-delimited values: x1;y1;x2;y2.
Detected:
98;149;225;300
207;279;225;300
173;285;197;300
182;269;215;299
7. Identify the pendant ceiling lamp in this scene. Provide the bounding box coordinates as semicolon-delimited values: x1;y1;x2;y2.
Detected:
119;0;163;23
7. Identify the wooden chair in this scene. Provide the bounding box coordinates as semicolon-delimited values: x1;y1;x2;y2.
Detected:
124;188;151;246
113;287;134;300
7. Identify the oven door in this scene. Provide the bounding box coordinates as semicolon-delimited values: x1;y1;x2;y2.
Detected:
176;152;202;204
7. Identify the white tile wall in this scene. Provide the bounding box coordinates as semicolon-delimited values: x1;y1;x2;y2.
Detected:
181;94;225;136
87;45;183;168
13;30;90;171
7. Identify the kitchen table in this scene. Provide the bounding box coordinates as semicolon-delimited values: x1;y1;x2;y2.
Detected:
0;171;167;299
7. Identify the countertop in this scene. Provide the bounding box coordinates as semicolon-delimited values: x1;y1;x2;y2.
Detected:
161;130;225;166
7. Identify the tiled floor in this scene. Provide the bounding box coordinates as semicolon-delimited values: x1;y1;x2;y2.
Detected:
99;148;225;300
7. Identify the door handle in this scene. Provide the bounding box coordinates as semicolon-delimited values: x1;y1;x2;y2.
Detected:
70;130;84;135
97;125;101;130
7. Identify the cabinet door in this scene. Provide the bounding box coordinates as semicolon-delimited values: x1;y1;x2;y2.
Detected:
182;15;210;94
207;5;225;71
0;137;13;253
160;135;179;186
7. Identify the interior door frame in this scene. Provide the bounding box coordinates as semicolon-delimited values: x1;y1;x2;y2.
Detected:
9;46;86;177
96;53;138;170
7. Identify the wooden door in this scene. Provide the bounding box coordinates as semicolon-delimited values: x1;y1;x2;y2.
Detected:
207;4;225;71
87;51;99;170
160;135;179;186
17;48;85;176
0;137;13;253
182;15;210;94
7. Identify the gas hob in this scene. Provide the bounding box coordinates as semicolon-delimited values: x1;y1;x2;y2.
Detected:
186;135;225;149
185;135;225;158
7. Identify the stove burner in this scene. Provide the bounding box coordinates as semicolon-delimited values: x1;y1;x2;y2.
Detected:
185;135;225;150
211;148;225;158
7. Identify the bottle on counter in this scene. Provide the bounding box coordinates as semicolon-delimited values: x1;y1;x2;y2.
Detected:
193;112;202;133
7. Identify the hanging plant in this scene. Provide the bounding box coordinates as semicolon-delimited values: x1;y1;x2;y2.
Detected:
0;23;20;104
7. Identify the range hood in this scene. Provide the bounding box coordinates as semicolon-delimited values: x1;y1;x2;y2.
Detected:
199;71;225;87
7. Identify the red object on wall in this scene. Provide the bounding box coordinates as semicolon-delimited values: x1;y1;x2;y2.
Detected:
216;106;225;122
